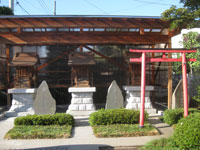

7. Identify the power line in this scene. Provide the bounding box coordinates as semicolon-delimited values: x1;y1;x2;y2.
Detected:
131;0;183;7
22;0;44;14
104;0;182;15
16;1;30;15
37;0;51;15
84;0;107;14
41;0;53;14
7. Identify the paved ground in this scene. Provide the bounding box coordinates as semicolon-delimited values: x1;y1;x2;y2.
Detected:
0;115;174;150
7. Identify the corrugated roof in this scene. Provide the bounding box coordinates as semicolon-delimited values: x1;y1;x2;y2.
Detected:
68;52;96;66
10;52;39;66
0;15;161;19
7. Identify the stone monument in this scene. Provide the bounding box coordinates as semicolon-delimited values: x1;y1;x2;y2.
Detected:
33;81;56;115
123;86;156;114
105;80;124;109
172;79;189;109
6;88;36;117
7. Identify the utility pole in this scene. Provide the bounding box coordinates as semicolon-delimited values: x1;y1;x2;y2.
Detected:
9;0;14;12
54;0;56;15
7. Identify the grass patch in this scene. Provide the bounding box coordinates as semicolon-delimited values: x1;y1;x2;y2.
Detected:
4;125;72;139
92;124;159;138
141;138;178;150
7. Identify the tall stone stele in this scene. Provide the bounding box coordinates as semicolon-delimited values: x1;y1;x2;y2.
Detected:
33;81;56;115
105;80;124;109
172;79;189;109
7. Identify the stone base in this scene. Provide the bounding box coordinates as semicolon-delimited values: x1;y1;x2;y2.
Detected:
5;111;34;117
123;86;155;114
67;87;96;115
5;88;36;117
66;110;95;116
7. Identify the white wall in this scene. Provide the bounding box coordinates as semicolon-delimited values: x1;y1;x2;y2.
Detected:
172;28;200;48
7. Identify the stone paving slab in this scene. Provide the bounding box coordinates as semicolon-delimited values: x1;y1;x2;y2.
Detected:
0;115;174;150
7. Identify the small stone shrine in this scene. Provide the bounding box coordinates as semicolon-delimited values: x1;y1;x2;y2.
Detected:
123;86;155;114
10;52;39;88
6;52;39;117
34;81;56;115
106;80;124;109
67;52;96;116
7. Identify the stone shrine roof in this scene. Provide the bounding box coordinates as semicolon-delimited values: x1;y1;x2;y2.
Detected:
10;52;40;66
68;52;96;66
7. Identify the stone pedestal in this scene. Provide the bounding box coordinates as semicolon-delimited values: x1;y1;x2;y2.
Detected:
66;87;96;116
6;88;36;117
123;86;156;114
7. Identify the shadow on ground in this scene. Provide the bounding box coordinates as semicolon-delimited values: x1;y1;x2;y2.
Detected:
12;144;141;150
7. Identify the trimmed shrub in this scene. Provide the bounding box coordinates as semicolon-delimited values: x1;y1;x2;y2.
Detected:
163;108;200;125
14;113;74;126
89;108;148;126
173;113;200;150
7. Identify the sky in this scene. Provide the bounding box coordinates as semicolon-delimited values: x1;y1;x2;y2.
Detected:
0;0;183;16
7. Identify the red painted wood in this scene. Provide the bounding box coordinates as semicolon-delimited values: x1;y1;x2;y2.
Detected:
182;53;189;117
130;49;196;53
139;52;146;128
130;58;196;62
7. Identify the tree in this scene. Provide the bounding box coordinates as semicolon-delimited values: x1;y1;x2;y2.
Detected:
162;0;200;29
173;32;200;74
0;6;13;15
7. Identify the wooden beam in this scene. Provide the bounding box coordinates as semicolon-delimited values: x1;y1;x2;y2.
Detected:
37;46;78;71
84;45;128;71
0;32;169;45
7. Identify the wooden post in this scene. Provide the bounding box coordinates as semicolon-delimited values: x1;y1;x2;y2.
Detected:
6;45;11;108
139;52;146;128
151;45;155;85
182;53;188;117
6;45;10;87
80;45;83;52
168;42;172;109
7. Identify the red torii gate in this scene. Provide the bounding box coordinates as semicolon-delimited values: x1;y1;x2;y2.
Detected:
129;48;196;127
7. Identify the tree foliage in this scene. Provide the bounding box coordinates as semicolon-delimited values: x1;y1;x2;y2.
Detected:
162;0;200;29
173;32;200;74
0;6;13;15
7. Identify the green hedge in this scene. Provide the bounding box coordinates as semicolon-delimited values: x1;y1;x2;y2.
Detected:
89;108;148;126
173;113;200;150
163;108;200;125
14;113;74;126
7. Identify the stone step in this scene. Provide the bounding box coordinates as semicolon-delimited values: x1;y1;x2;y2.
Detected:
0;106;7;120
0;112;5;120
67;110;95;116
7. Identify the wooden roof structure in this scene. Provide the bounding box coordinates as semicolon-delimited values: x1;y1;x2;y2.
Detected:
0;15;178;45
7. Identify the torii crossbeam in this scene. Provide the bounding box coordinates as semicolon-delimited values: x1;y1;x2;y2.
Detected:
129;48;197;127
